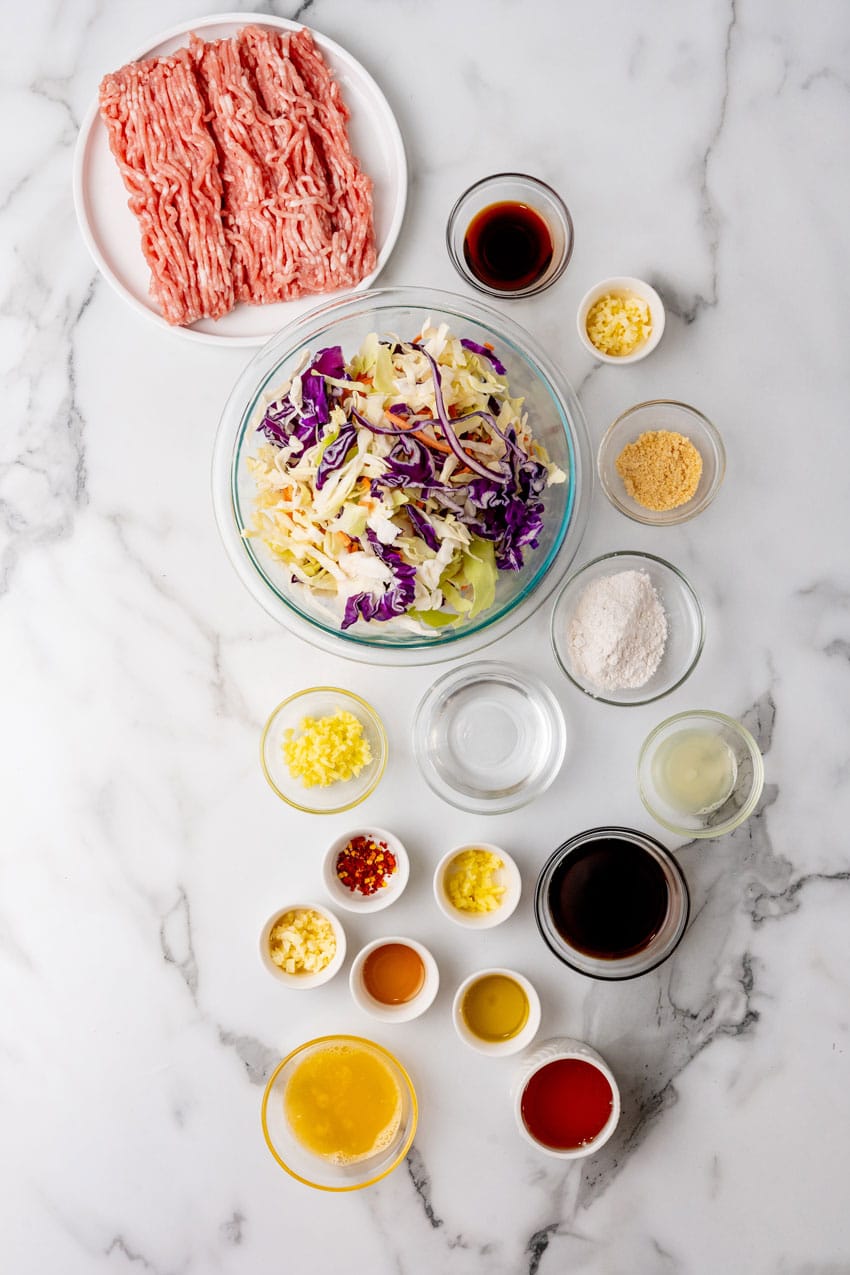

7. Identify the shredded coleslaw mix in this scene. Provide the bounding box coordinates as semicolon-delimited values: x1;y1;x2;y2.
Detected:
246;322;565;631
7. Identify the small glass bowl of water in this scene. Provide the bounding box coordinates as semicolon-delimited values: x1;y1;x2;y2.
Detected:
412;661;567;814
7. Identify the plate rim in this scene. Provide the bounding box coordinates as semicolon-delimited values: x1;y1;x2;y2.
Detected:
71;11;408;348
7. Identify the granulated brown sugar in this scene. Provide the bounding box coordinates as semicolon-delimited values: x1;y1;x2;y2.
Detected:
615;430;703;512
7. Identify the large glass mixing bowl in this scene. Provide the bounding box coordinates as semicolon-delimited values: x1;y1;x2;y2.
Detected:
212;287;591;665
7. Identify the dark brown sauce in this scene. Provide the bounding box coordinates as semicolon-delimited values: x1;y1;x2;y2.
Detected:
548;837;669;959
463;201;553;291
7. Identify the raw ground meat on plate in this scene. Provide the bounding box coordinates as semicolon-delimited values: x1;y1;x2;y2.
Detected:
97;25;377;327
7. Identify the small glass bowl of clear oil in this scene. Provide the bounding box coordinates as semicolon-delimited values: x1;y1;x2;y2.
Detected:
638;710;764;838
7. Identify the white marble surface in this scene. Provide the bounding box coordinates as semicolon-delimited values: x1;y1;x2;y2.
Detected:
3;1;850;1271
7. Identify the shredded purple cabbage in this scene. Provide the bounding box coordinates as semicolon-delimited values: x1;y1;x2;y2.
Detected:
463;426;549;570
341;530;417;629
406;503;440;552
417;347;508;484
379;434;437;488
460;338;507;376
257;398;298;445
315;423;357;490
258;347;346;449
310;346;346;379
256;334;553;622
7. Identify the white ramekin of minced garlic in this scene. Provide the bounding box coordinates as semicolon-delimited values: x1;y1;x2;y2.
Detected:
259;902;347;988
577;276;665;364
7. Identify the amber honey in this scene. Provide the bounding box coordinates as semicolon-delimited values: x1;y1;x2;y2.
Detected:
362;943;425;1006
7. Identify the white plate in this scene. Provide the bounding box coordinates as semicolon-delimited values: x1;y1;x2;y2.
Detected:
72;13;407;347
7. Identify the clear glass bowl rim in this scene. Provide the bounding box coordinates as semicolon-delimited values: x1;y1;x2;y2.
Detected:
412;659;567;813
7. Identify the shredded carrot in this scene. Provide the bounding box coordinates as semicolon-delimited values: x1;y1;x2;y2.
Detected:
385;409;476;468
384;409;413;430
484;341;494;351
411;332;422;343
410;429;453;455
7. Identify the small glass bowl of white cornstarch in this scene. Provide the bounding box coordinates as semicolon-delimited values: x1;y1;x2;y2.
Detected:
550;551;704;706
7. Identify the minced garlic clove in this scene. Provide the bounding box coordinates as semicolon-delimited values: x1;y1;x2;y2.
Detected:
269;908;336;974
586;293;652;357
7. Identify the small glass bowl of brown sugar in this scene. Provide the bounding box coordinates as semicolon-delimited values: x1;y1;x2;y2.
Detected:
597;400;726;526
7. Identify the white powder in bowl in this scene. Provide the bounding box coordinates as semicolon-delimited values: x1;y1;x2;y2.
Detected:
567;569;667;692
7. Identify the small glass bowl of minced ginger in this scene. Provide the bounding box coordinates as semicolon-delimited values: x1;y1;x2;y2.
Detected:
260;687;387;814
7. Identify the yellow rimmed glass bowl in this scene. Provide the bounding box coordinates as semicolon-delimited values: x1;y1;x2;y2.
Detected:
261;1035;418;1191
260;687;387;814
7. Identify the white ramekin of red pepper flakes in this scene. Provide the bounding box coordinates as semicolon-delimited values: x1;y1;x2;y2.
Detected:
322;827;410;914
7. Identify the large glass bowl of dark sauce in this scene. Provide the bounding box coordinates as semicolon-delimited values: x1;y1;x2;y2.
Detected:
533;827;690;980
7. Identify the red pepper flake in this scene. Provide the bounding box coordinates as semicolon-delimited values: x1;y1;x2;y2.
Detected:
336;834;397;896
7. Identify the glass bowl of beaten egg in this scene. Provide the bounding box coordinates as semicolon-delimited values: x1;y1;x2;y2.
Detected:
261;1035;418;1190
597;400;726;527
260;686;387;814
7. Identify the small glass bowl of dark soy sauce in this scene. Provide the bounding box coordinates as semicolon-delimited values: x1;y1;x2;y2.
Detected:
446;174;574;298
533;827;690;980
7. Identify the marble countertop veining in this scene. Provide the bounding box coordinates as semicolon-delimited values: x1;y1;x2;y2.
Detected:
3;1;850;1272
